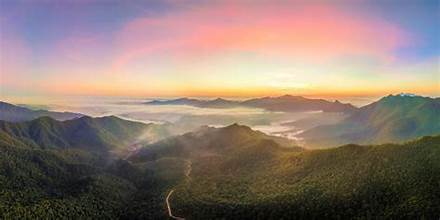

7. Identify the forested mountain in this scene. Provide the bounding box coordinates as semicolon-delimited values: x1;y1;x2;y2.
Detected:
145;95;357;113
0;116;171;155
0;115;179;219
129;123;301;162
164;135;440;219
0;101;82;122
0;119;439;219
300;94;440;147
0;142;176;219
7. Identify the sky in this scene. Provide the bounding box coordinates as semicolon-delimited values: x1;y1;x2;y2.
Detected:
0;0;439;102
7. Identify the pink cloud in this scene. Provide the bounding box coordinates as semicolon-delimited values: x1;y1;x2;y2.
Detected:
112;2;411;70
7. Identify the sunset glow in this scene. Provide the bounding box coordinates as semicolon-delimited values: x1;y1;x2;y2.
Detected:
1;0;438;100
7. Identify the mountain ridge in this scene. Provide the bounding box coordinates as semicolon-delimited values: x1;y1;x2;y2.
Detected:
300;94;440;147
0;101;83;122
0;115;171;155
144;95;357;113
129;123;301;163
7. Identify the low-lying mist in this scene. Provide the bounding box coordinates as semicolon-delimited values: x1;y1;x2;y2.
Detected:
39;97;349;143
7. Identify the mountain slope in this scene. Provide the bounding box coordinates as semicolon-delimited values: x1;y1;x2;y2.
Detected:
169;135;440;219
1;119;438;219
0;116;183;219
300;94;440;147
128;124;301;162
0;101;82;122
145;95;357;113
0;116;170;154
0;142;171;219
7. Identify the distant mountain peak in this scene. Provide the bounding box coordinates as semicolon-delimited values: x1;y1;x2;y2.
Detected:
210;98;231;103
279;94;302;99
224;123;247;130
398;93;418;97
218;123;253;134
379;93;428;103
385;93;421;99
280;94;293;98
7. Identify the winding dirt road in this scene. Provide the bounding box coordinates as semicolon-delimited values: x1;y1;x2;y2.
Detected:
166;189;185;220
166;160;192;220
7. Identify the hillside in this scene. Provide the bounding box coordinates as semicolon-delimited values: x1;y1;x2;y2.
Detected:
0;114;180;219
128;124;301;162
0;116;171;155
168;135;440;219
300;94;440;147
0;142;176;219
145;95;357;113
0;119;439;219
0;101;82;122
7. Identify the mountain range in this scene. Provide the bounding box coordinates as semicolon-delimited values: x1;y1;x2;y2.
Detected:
0;94;439;218
128;125;440;219
166;134;440;219
0;118;302;219
0;101;82;122
0;115;439;218
300;94;440;147
145;95;357;113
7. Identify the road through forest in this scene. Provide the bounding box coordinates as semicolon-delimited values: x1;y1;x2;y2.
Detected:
166;160;192;220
